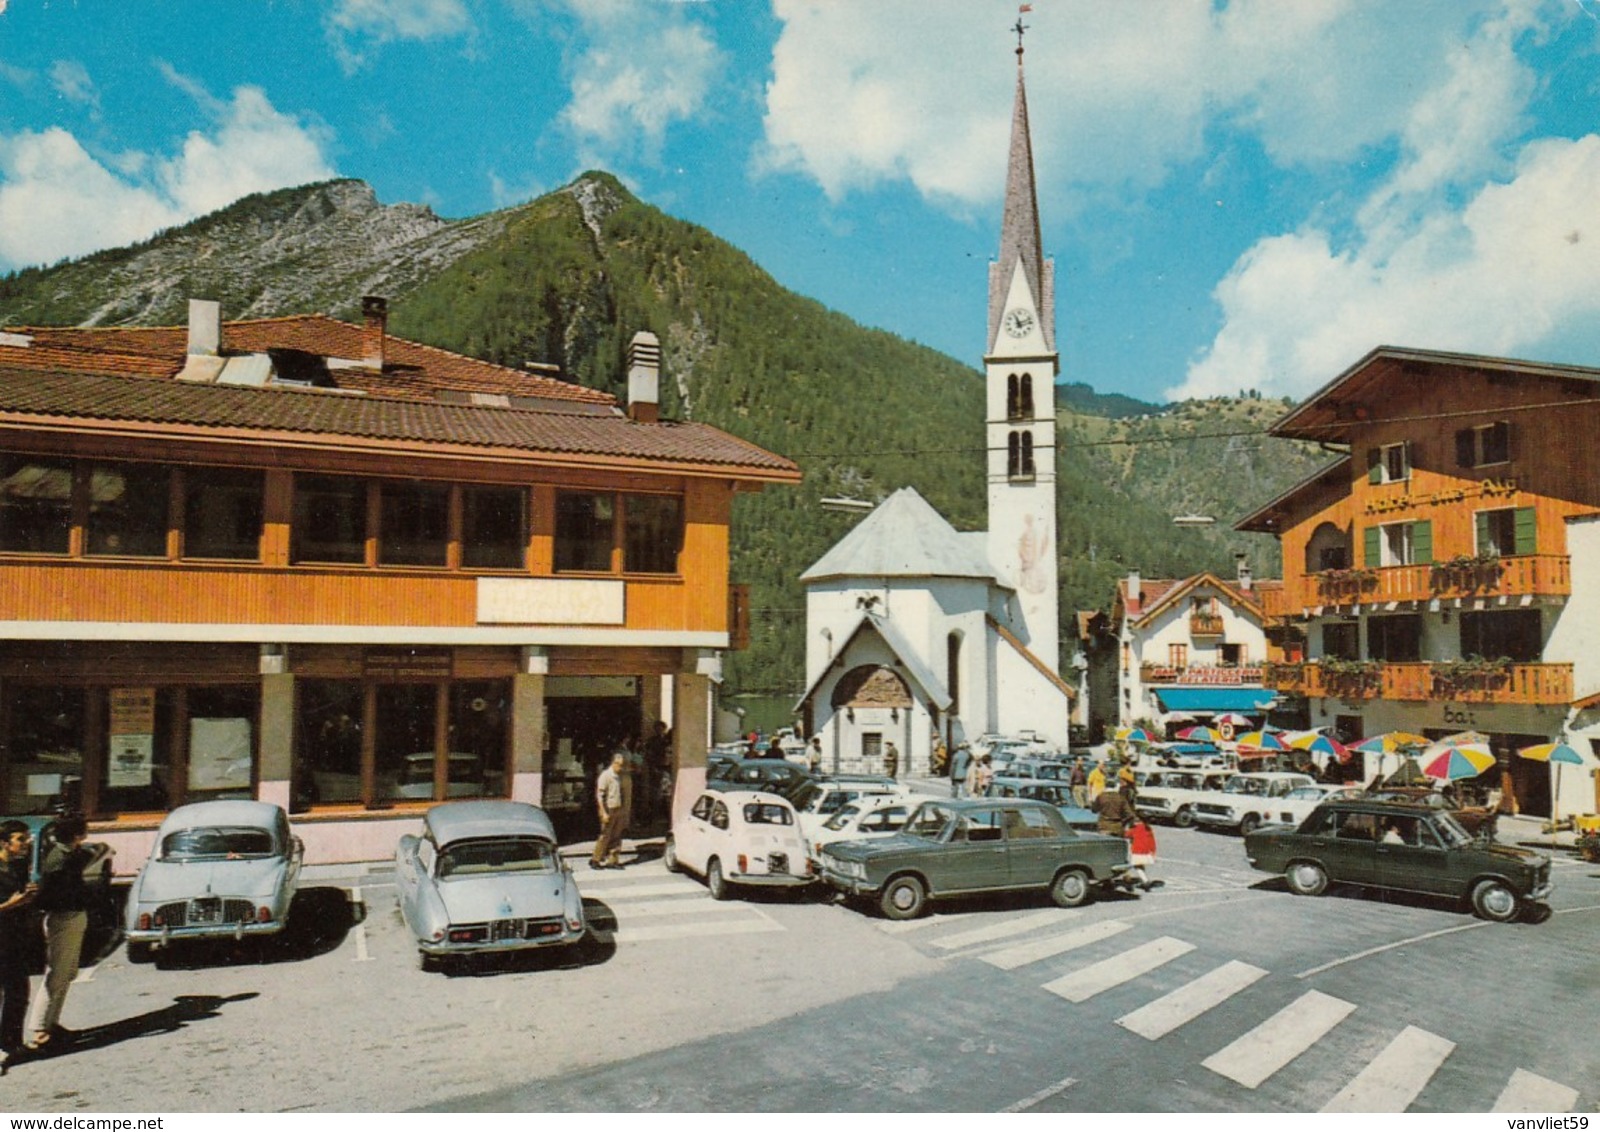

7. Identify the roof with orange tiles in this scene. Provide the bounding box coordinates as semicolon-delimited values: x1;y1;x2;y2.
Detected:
1115;572;1275;628
0;316;615;405
0;366;800;481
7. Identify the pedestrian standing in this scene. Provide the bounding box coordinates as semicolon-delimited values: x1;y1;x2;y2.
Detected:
590;753;627;870
764;736;786;760
642;721;672;825
27;816;92;1051
1069;759;1088;807
1092;781;1137;837
0;820;39;1069
806;737;823;776
949;744;972;798
884;742;900;780
1087;760;1107;803
965;753;993;797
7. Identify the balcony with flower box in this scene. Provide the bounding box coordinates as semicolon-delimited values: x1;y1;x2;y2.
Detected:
1189;612;1225;637
1268;658;1573;705
1304;555;1570;611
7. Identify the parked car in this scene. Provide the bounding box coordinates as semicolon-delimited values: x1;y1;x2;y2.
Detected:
984;782;1098;831
124;800;303;960
1365;787;1499;838
1;814;123;971
395;801;585;970
665;789;814;899
808;795;915;862
1191;772;1317;834
992;759;1075;792
818;798;1133;920
1262;784;1364;829
791;775;913;844
1243;797;1552;922
1132;768;1235;828
1142;742;1233;770
708;758;812;799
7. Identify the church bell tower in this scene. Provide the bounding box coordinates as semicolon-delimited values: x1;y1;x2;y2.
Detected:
985;25;1061;673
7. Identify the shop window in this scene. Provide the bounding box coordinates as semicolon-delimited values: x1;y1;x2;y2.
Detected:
1322;622;1359;660
1459;609;1542;663
87;462;170;557
447;681;509;798
374;683;439;802
1367;615;1422;662
624;494;682;574
379;482;450;567
462;485;527;570
295;680;364;808
184;468;263;560
0;455;73;554
185;686;257;801
99;686;175;813
293;474;367;564
554;491;614;572
3;685;84;813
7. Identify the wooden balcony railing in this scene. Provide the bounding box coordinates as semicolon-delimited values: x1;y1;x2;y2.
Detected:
1264;660;1572;705
1189;613;1225;636
1305;555;1570;609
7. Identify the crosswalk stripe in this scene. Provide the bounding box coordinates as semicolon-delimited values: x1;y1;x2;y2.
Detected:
982;919;1132;971
932;908;1073;950
1321;1025;1455;1112
1042;936;1195;1003
1117;960;1267;1040
607;898;714;917
581;881;701;900
1202;989;1356;1089
612;917;785;944
1491;1069;1579;1113
878;911;986;934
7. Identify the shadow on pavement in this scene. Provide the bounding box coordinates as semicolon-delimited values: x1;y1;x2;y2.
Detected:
17;993;260;1065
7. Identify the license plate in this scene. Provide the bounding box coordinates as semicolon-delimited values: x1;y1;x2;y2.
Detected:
189;897;222;925
489;918;525;942
769;852;788;873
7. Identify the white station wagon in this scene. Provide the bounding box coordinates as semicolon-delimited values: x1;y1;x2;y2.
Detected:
665;788;814;899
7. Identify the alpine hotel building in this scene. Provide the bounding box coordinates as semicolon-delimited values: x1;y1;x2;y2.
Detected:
0;299;798;868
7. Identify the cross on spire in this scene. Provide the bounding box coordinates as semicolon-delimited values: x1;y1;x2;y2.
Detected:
1013;5;1032;58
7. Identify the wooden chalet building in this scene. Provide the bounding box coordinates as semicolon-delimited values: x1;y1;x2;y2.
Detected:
0;298;799;866
1238;346;1600;819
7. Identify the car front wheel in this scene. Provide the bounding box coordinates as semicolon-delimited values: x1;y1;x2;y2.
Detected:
1471;878;1519;922
126;941;155;965
1285;860;1328;896
707;857;730;901
879;875;927;920
663;836;679;873
1173;807;1195;828
1051;868;1092;908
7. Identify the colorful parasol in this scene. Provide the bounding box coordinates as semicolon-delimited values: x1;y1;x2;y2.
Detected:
1294;733;1353;762
1176;725;1224;743
1214;713;1255;728
1353;731;1429;753
1234;730;1288;751
1421;743;1496;781
1114;726;1155;744
1519;741;1586;813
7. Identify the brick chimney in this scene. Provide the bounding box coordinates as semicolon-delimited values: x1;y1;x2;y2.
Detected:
1127;568;1141;608
187;299;220;356
1235;552;1253;592
626;330;661;423
361;295;387;371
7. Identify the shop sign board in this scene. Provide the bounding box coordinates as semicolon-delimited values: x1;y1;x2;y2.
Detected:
363;649;454;680
108;686;155;787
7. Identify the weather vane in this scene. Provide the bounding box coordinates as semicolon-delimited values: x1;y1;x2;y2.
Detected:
1014;5;1031;57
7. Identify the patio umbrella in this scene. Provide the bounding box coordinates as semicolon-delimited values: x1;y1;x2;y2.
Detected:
1435;729;1491;748
1114;726;1155;744
1215;713;1255;729
1518;741;1587;815
1176;725;1224;743
1280;729;1323;748
1421;743;1496;782
1234;730;1288;751
1353;731;1429;753
1295;733;1353;762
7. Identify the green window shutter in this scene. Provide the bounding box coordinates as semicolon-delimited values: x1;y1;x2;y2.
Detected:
1367;448;1382;484
1411;520;1432;565
1474;511;1491;556
1363;526;1381;568
1514;506;1537;555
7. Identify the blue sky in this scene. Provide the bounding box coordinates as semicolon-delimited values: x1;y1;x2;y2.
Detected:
2;0;1600;405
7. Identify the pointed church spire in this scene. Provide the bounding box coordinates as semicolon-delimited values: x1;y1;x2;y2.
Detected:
987;31;1055;354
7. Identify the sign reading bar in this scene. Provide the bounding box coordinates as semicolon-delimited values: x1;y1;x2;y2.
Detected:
364;649;454;680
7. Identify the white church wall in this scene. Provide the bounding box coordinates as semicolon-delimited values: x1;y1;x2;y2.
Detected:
993;640;1071;749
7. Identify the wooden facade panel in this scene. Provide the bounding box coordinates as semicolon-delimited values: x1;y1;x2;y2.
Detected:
548;646;681;677
0;640;257;682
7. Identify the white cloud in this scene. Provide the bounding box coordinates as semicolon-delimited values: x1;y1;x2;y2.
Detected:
326;0;473;73
1169;0;1600;401
759;0;1513;209
49;59;98;112
0;83;336;270
538;0;722;165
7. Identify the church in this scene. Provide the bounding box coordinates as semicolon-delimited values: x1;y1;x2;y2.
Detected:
794;36;1073;776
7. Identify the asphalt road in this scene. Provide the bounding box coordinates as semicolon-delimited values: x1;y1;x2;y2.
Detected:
4;822;1596;1113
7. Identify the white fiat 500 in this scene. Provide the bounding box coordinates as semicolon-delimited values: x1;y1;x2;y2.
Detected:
665;788;813;899
807;795;914;864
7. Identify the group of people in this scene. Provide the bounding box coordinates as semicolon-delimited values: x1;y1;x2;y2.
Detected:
589;722;672;871
0;816;94;1072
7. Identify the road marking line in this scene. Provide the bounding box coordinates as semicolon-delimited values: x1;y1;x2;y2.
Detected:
878;911;986;934
998;1075;1077;1113
1491;1069;1579;1113
1201;989;1355;1089
1042;936;1195;1003
981;919;1132;971
1321;1025;1454;1112
1117;960;1267;1040
581;881;703;901
350;884;372;962
932;908;1071;950
608;898;713;918
612;918;785;944
1294;921;1485;979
